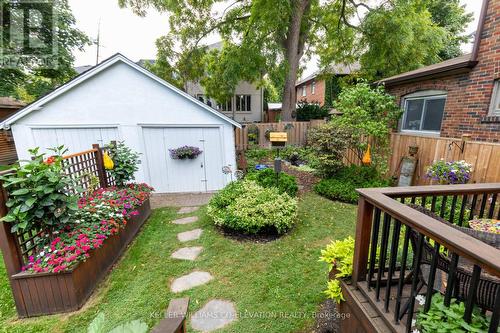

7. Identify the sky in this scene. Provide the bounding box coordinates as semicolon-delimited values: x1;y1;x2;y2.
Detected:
71;0;485;77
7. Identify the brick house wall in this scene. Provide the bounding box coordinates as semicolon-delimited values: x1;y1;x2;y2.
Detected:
296;79;326;105
386;0;500;142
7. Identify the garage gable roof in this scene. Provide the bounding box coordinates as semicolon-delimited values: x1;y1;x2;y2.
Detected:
0;53;241;128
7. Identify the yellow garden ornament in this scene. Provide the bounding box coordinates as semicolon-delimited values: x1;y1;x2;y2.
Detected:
362;144;372;165
103;152;114;170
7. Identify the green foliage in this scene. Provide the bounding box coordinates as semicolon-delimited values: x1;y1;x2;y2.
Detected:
244;147;273;170
88;312;148;333
296;101;329;121
324;75;343;108
0;0;90;101
314;165;389;204
246;169;298;197
307;123;356;177
424;0;474;60
207;180;298;235
319;236;355;303
332;82;402;174
0;146;78;233
107;142;140;187
416;294;491;333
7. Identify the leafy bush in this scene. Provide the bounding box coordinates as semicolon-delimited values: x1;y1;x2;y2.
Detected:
279;145;315;166
88;312;148;333
106;142;140;186
332;82;402;174
0;146;78;233
246;168;298;197
314;165;389;203
307;122;356;176
244;147;273;170
415;294;491;333
296;100;329;121
207;180;298;235
320;237;355;303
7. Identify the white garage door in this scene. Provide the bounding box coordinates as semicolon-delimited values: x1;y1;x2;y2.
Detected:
142;127;225;193
31;127;120;155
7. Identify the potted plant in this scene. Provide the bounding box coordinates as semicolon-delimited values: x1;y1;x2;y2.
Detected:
169;146;203;160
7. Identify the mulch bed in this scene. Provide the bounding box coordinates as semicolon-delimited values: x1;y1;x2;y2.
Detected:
282;164;320;194
310;300;340;333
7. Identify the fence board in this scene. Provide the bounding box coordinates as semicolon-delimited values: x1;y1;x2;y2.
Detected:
234;120;325;150
389;133;500;185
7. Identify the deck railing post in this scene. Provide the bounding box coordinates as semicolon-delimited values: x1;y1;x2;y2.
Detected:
352;196;374;286
92;144;108;188
0;179;27;316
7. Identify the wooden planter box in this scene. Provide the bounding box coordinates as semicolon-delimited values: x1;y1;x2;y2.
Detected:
9;199;151;318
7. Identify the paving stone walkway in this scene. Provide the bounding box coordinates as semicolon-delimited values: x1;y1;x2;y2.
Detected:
171;271;213;293
178;206;199;214
170;206;238;331
172;216;198;225
177;228;203;242
191;299;237;332
171;246;203;261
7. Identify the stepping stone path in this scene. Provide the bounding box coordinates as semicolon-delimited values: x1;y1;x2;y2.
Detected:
191;299;237;332
171;246;203;261
170;205;238;330
177;228;203;242
171;271;213;293
178;206;199;214
172;216;198;225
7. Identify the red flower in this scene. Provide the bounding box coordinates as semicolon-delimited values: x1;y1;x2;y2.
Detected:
44;156;56;165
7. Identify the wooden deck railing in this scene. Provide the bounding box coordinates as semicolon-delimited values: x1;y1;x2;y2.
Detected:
352;183;500;333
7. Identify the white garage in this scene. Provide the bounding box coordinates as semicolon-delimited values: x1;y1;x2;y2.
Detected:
0;54;240;193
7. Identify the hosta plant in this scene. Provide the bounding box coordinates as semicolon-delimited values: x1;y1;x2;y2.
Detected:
106;142;140;186
0;146;78;233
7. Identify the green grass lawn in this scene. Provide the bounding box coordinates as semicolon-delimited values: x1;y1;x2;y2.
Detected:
0;193;356;333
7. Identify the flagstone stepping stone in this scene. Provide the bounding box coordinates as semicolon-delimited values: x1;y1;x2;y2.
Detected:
191;299;237;332
171;246;203;261
171;271;213;293
172;216;199;225
177;229;203;242
178;206;199;214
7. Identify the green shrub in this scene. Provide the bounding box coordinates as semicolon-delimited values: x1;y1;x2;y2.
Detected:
314;165;389;203
246;168;298;197
244;147;273;170
307;122;356;176
207;180;298;235
296;101;329;121
106;141;140;186
320;237;355;302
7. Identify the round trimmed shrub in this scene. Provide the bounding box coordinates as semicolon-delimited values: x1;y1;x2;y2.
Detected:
207;180;298;235
245;168;298;197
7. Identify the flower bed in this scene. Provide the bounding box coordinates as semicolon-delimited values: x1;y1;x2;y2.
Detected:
22;183;153;273
9;184;153;317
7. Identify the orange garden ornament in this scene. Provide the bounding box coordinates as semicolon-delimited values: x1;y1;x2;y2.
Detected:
362;144;372;165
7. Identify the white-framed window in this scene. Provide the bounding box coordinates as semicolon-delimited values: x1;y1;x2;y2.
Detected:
401;91;447;133
236;94;251;112
311;81;316;95
217;98;233;112
489;80;500;116
302;85;307;97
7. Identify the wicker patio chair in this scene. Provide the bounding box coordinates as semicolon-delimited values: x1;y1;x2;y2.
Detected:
402;204;500;315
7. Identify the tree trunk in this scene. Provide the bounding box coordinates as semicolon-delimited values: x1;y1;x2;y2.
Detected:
281;0;311;121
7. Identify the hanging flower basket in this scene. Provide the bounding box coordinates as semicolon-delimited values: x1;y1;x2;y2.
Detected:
169;146;203;160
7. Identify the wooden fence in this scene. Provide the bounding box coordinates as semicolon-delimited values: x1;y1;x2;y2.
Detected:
235;120;325;150
389;133;500;185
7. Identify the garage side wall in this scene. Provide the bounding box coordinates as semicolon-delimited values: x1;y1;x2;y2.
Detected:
10;62;237;190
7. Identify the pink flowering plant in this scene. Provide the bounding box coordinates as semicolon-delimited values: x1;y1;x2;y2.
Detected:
23;183;153;273
169;146;203;159
426;160;473;185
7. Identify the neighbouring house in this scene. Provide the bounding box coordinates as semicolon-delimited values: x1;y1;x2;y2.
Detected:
0;53;240;193
380;0;499;142
184;42;264;123
295;63;360;106
0;97;24;165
